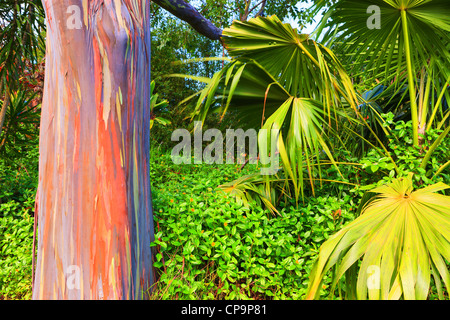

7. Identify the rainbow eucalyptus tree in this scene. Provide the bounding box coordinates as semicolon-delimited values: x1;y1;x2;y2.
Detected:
33;0;222;299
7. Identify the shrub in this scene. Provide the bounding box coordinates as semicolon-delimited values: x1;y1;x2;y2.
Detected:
0;210;34;300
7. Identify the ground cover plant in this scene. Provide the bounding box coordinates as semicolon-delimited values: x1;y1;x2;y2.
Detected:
147;147;358;299
0;142;38;300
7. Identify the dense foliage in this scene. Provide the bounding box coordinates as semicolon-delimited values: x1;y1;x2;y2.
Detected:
0;142;38;299
148;147;357;299
0;0;449;301
1;142;358;299
2;122;448;299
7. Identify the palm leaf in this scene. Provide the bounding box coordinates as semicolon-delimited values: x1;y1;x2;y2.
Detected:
321;0;450;80
318;0;450;146
222;15;357;108
188;16;359;206
306;174;450;300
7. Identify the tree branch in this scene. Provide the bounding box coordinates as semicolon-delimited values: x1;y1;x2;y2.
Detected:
255;0;267;17
152;0;223;41
240;0;251;21
248;0;263;16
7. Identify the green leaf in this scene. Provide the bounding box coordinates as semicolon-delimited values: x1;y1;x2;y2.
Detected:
306;175;450;300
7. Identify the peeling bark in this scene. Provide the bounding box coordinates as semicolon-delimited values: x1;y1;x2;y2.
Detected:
33;0;154;299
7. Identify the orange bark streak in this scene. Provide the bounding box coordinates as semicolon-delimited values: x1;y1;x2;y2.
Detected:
33;0;153;300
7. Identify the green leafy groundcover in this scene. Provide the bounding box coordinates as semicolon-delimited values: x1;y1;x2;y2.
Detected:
148;148;358;299
0;146;359;299
0;212;34;300
0;143;38;300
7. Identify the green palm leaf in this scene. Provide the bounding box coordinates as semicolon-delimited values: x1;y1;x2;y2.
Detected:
188;15;359;206
222;15;357;107
321;0;450;79
306;174;450;300
259;97;341;202
318;0;450;146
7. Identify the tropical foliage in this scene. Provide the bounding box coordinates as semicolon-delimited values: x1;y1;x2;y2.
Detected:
184;1;450;300
1;0;449;301
307;174;450;300
0;0;45;158
150;81;171;130
318;0;450;156
186;15;360;210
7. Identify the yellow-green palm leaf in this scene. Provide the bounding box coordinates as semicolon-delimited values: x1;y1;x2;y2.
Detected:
306;174;450;300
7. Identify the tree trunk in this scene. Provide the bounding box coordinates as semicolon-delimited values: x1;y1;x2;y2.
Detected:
33;0;154;299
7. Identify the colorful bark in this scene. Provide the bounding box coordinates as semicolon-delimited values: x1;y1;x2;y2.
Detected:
33;0;154;299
